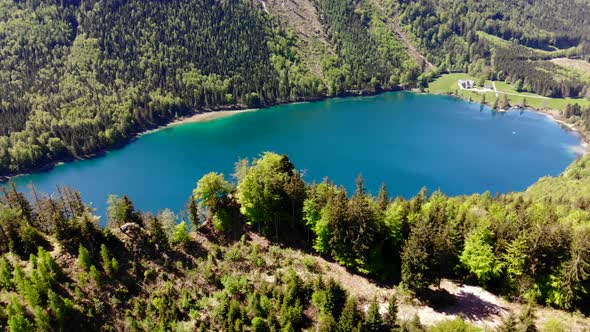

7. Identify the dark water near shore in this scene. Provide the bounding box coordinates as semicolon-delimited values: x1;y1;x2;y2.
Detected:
8;92;581;219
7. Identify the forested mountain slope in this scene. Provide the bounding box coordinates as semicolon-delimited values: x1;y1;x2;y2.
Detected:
1;152;590;330
396;0;590;95
0;0;416;177
1;0;590;177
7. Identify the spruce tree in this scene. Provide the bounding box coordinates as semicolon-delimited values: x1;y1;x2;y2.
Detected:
518;305;537;332
500;94;510;109
401;218;437;293
0;256;14;290
187;197;199;230
328;190;352;264
147;216;169;251
385;296;398;329
78;245;91;272
497;312;518;332
377;184;389;211
363;300;385;332
337;297;362;332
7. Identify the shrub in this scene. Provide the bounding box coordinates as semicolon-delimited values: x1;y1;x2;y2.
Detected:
251;316;266;332
89;265;101;286
224;246;242;262
172;221;190;247
78;245;91;271
0;256;14;290
101;244;113;276
430;317;479;332
111;258;119;275
19;224;46;257
302;256;319;273
7;312;34;332
33;306;52;332
221;275;249;296
543;318;568;332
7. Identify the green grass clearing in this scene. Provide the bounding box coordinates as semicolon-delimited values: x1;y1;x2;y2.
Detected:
427;73;590;111
476;31;581;58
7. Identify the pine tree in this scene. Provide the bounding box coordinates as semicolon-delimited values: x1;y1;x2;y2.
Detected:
500;94;510;109
363;300;385;332
384;296;398;329
401;217;437;293
187;196;200;230
33;306;51;331
347;180;380;271
107;195;142;229
337;297;362;332
251;317;266;332
517;305;537;332
101;244;113;277
377;184;389;211
0;256;14;290
147;216;169;251
327;190;351;263
78;245;91;271
7;311;34;332
497;312;518;332
172;221;190;247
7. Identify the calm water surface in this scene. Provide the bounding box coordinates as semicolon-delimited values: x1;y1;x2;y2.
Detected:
7;92;582;219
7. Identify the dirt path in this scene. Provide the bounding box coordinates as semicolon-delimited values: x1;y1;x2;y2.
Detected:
314;256;589;330
308;251;589;330
246;233;590;330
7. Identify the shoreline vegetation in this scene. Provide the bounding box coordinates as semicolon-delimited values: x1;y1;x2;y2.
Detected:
2;0;589;188
424;73;590;154
0;88;391;182
466;95;588;154
1;83;588;182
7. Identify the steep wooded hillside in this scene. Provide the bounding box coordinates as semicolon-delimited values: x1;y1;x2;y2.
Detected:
1;152;590;330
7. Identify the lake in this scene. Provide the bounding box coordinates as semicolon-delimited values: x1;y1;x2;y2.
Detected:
6;92;582;220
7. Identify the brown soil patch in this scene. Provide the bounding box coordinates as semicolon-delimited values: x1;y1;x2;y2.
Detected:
550;58;590;75
264;0;332;77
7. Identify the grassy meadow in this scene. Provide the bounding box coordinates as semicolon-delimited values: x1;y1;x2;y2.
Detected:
427;73;590;111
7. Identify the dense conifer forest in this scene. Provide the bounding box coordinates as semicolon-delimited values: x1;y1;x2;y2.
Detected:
0;0;589;176
1;152;590;330
1;1;590;328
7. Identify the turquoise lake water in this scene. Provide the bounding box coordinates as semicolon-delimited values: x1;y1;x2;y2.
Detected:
7;92;582;219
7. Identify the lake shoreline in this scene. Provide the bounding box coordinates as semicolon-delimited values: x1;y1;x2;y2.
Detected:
2;86;586;182
0;88;394;182
423;90;589;155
